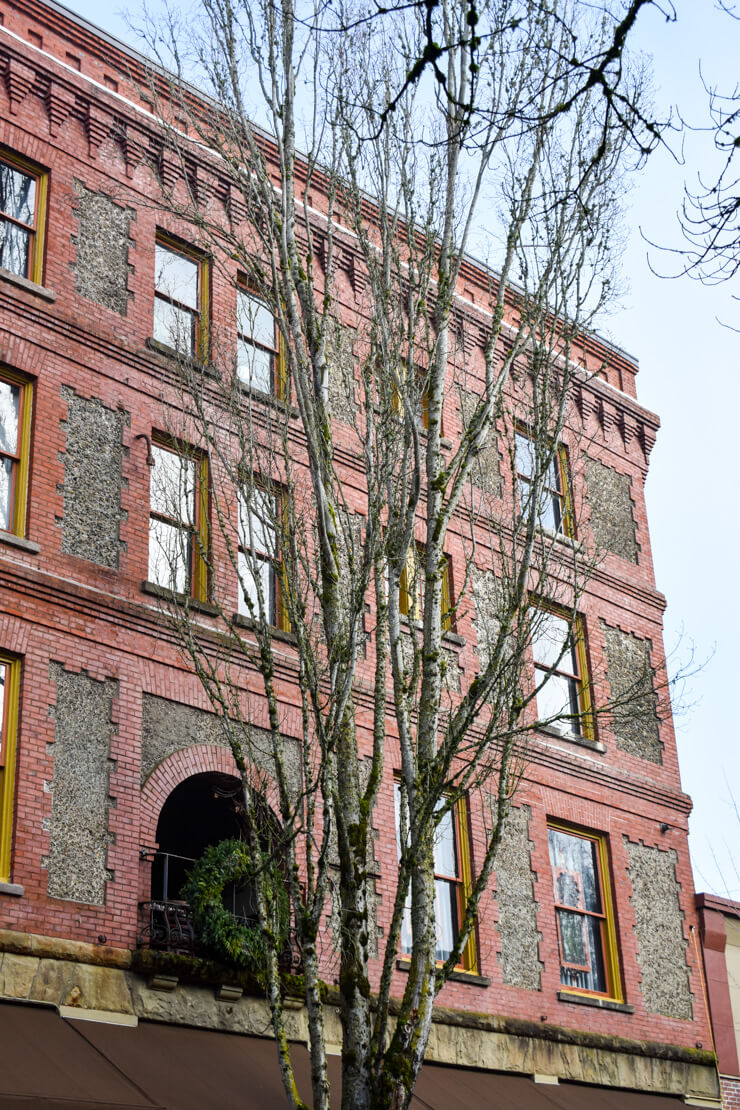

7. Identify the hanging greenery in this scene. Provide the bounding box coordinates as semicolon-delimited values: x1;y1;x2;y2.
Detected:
182;839;290;973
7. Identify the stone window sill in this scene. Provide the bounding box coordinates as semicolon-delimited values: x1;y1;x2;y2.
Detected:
540;526;584;554
0;882;24;897
0;531;40;555
396;958;490;987
400;618;463;645
0;266;56;302
539;725;605;754
141;580;219;616
232;612;297;646
557;990;633;1013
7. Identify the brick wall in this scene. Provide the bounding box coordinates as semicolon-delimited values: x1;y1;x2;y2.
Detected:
0;0;712;1059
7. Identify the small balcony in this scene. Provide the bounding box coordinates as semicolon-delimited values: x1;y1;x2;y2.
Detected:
137;850;303;974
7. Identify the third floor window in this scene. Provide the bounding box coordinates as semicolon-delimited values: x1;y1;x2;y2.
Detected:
0;151;46;285
153;238;206;358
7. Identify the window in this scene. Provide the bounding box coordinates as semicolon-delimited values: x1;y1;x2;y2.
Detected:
0;151;47;284
236;287;285;398
531;608;591;738
237;487;289;630
392;361;431;431
547;824;621;999
0;653;20;883
148;440;208;599
399;546;454;632
394;783;475;969
0;370;32;537
515;430;572;535
153;238;207;358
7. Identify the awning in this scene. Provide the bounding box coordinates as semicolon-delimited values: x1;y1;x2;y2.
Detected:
0;1001;689;1110
0;1001;160;1108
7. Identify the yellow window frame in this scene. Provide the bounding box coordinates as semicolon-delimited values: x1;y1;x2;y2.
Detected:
0;368;33;538
0;148;48;286
150;435;210;602
531;601;595;741
236;281;287;402
0;652;21;883
154;232;210;362
547;820;622;1003
515;425;575;539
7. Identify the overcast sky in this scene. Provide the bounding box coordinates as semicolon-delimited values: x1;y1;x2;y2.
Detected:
59;0;739;898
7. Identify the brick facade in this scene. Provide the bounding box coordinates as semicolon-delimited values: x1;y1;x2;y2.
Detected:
0;0;721;1102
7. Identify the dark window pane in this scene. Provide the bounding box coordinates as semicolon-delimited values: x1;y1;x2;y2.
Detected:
558;911;607;993
0;220;30;278
548;829;602;912
434;877;459;961
0;163;35;224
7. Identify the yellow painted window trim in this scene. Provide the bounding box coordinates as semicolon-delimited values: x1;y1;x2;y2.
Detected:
0;652;21;883
547;820;623;1004
154;232;210;362
455;794;478;973
0;148;48;286
151;434;210;603
0;368;33;538
531;601;595;741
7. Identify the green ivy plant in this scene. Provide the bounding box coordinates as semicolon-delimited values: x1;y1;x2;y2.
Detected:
182;839;290;975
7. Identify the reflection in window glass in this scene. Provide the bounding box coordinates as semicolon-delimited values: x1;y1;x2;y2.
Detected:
548;827;608;994
532;610;582;736
153;242;200;355
148;444;198;594
515;430;565;534
237;290;277;394
0;379;20;533
0;159;36;279
238;489;277;621
394;784;464;964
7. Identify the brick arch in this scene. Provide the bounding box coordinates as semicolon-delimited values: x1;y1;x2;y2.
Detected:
140;743;241;849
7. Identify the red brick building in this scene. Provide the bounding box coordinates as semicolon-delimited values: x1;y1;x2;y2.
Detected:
0;0;723;1105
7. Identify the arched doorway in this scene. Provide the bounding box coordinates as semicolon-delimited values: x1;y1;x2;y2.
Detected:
151;771;245;903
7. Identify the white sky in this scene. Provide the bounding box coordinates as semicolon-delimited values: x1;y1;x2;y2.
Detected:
60;0;739;898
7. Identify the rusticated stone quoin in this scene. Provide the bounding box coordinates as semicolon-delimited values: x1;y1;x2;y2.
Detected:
585;458;638;563
46;666;117;905
600;622;662;763
457;387;501;496
71;181;135;315
59;387;129;569
494;805;543;991
626;840;693;1020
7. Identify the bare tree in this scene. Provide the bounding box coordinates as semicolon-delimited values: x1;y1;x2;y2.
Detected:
135;1;658;1107
678;5;740;287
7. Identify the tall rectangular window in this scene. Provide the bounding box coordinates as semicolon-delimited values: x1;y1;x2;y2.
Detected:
399;546;454;632
153;238;207;358
0;370;32;538
394;784;475;969
548;824;621;999
531;608;591;738
237;487;288;630
148;440;208;599
0;653;20;883
0;151;46;284
237;288;283;397
516;430;572;536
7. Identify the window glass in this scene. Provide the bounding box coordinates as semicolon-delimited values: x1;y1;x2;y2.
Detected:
516;430;565;534
148;444;203;596
548;827;609;994
394;784;467;965
155;244;198;309
238;489;278;621
532;610;582;736
153;242;201;356
0;377;23;532
237;290;276;394
0;160;36;280
0;661;5;764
